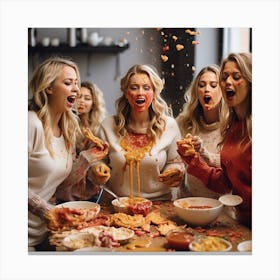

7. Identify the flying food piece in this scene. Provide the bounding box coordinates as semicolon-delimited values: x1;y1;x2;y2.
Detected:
185;29;200;36
192;41;200;45
176;44;184;51
162;45;170;52
161;55;168;62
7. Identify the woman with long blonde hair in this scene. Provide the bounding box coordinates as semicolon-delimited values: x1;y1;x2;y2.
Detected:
177;53;252;228
55;81;110;202
176;64;226;198
28;57;108;251
99;64;185;201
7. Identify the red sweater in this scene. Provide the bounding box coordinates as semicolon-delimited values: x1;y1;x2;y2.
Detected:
186;120;252;227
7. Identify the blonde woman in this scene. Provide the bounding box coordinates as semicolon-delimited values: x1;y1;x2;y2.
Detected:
75;81;106;153
28;57;108;251
99;64;185;201
178;53;252;228
55;81;110;202
176;65;226;198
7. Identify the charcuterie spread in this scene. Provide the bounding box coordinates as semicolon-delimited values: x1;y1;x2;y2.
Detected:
48;201;251;252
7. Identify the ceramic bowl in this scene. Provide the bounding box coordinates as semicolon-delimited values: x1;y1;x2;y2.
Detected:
173;197;223;226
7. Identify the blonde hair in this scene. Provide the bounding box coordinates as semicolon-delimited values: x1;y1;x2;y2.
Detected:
28;56;81;157
115;64;172;141
176;64;225;136
79;81;106;135
219;53;252;148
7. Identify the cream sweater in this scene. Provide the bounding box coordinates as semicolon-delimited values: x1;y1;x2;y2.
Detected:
99;116;185;201
182;119;221;198
28;111;72;247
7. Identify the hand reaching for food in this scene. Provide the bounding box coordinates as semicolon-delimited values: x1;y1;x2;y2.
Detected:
177;133;196;158
192;135;203;152
90;163;111;185
82;127;105;150
80;142;109;164
158;168;184;187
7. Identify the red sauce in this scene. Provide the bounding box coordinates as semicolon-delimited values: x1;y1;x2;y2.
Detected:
166;231;194;251
188;205;213;209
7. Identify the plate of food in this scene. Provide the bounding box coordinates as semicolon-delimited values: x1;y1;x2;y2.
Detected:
111;196;152;216
80;225;135;245
63;232;96;250
46;201;101;231
189;236;232;252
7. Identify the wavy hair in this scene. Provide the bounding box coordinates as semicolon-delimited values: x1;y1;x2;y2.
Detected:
114;64;172;141
79;81;106;135
219;53;252;148
176;64;225;136
28;56;81;157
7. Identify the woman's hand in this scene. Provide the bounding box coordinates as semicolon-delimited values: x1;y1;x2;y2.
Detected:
177;133;197;163
89;163;111;185
192;135;203;152
158;168;184;187
80;142;109;164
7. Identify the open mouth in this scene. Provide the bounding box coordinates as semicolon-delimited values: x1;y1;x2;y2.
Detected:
67;96;76;104
203;96;211;104
226;90;235;98
135;98;145;105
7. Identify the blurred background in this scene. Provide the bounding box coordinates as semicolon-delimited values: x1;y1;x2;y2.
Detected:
28;28;251;117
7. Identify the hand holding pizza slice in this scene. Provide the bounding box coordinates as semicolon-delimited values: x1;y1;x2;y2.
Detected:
91;163;111;185
158;168;184;187
177;133;196;157
82;127;106;150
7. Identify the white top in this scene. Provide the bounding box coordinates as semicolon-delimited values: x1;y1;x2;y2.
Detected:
183;119;221;198
28;111;72;246
99;115;185;201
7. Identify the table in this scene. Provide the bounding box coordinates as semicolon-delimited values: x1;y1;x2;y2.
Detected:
50;201;251;253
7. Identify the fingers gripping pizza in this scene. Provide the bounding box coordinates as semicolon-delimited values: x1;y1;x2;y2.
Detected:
82;127;105;150
176;134;196;157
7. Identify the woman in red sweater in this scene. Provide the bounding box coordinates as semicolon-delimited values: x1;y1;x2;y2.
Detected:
177;53;252;228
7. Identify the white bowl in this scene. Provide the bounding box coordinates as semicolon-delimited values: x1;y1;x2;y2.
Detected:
81;225;135;244
237;240;252;252
111;197;152;216
189;236;232;252
56;201;100;213
63;232;96;250
74;246;114;252
174;197;223;226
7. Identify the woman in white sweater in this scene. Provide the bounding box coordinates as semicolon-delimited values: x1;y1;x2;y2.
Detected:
176;65;226;198
99;64;185;201
28;57;108;251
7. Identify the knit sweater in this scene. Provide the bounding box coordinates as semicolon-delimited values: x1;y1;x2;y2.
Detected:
183;119;221;198
99;115;185;201
28;111;72;247
186;120;252;227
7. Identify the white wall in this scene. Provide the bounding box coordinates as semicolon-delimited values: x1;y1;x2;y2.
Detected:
194;28;220;74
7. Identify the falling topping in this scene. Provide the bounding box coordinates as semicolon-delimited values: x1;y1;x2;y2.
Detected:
192;40;200;45
176;44;184;51
161;55;168;62
185;29;200;36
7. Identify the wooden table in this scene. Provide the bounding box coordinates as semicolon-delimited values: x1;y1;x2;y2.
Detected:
50;201;251;253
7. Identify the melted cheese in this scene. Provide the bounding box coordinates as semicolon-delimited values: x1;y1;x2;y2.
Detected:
120;132;154;198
